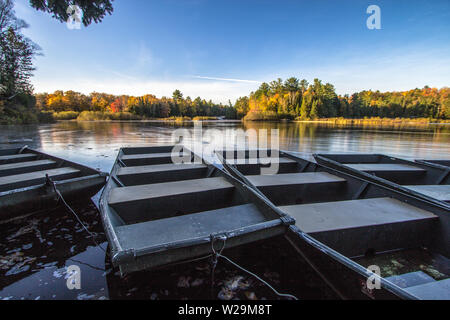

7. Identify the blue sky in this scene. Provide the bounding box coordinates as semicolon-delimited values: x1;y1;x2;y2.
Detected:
14;0;450;103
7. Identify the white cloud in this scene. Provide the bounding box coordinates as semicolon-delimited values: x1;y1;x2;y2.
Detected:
192;76;262;84
32;77;258;103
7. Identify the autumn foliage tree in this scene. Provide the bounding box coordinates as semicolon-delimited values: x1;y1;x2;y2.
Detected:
241;77;449;120
109;98;122;113
0;0;41;123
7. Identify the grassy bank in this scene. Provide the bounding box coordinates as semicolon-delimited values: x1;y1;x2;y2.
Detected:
243;111;283;121
53;111;79;120
0;109;56;125
192;116;219;121
294;117;450;124
51;112;228;122
75;111;142;121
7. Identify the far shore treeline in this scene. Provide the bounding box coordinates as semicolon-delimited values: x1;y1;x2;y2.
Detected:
26;79;450;124
1;80;449;124
33;89;237;122
240;78;449;121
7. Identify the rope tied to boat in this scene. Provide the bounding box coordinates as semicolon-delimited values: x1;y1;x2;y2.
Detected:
210;234;227;293
208;233;299;300
45;174;108;256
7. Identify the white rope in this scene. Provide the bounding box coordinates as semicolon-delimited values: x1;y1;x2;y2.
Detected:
217;253;299;300
47;175;108;255
210;234;299;300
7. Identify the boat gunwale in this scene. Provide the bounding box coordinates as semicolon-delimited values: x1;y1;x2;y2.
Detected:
415;159;450;170
0;173;106;197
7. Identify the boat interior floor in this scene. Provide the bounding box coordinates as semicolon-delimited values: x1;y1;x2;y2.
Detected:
354;248;450;300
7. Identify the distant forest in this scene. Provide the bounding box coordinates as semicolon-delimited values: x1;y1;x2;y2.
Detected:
35;89;237;120
236;78;449;121
32;79;450;122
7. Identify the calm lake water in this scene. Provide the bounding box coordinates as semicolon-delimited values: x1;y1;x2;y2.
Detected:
0;121;449;300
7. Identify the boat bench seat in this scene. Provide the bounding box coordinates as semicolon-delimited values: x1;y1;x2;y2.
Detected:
230;157;300;175
108;177;238;224
280;197;438;256
121;152;190;166
247;172;345;187
0;153;37;164
0;160;56;177
246;172;346;205
385;271;436;289
405;278;450;300
405;185;450;202
115;204;270;254
345;163;427;184
117;163;208;185
0;167;81;192
346;163;426;173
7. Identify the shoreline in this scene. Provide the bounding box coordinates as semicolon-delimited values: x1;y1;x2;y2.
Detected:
1;117;449;126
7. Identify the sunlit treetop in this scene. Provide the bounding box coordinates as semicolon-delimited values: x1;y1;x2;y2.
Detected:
29;0;114;26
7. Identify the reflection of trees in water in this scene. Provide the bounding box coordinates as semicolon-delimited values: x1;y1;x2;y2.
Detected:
1;121;447;159
0;124;43;149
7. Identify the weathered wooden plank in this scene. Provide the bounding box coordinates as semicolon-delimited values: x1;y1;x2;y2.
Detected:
116;204;267;251
0;167;81;192
0;153;37;164
108;177;237;223
226;157;296;165
231;157;300;175
0;160;56;177
405;279;450;300
346;163;425;173
280;197;436;234
121;152;189;166
117;163;207;185
246;172;345;187
279;197;437;256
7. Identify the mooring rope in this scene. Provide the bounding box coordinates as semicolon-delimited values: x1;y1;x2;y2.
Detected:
46;174;108;255
210;235;299;300
45;175;298;300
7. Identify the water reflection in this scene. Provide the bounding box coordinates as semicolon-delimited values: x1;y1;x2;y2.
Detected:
0;121;448;168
